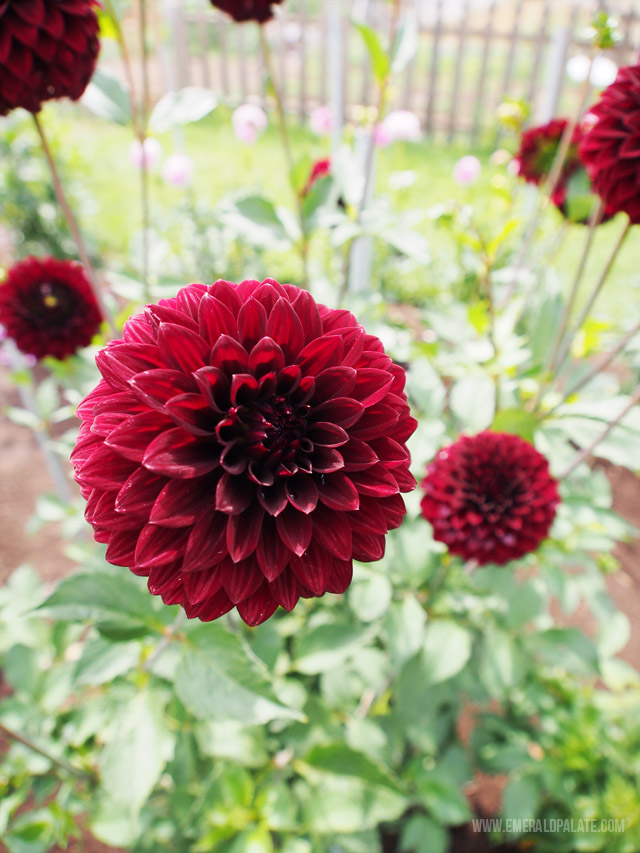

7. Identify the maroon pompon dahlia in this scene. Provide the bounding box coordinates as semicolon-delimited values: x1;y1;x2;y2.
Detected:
580;64;640;224
420;431;559;566
514;118;582;187
0;0;100;117
0;256;103;360
209;0;284;24
72;279;417;626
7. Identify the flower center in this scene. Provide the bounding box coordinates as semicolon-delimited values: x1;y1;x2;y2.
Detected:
27;280;77;325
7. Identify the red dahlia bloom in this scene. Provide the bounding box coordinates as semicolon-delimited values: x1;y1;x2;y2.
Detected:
0;256;103;360
0;0;100;117
210;0;284;24
580;64;640;224
302;158;331;197
514;118;582;187
71;279;417;626
420;431;559;566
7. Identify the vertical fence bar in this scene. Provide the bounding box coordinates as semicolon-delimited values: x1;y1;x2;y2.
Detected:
299;0;308;122
471;0;496;146
527;0;550;112
501;0;524;100
327;0;344;152
218;17;230;99
196;10;211;88
402;0;418;111
425;0;443;136
448;0;470;142
237;24;248;102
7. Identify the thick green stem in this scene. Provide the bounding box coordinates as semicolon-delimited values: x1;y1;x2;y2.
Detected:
33;113;117;337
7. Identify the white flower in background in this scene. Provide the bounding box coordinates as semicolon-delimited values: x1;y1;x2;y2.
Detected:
310;104;333;136
163;153;195;187
129;137;163;170
381;110;421;143
566;54;617;88
232;103;268;144
389;170;416;191
453;155;481;186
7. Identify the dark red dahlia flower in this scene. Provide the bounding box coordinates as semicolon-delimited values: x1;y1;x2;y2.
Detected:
209;0;284;24
71;279;417;626
420;431;559;566
0;0;100;117
302;158;331;197
514;118;582;187
580;64;640;224
0;256;103;360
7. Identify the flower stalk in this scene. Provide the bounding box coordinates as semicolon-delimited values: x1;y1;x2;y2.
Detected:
0;722;94;782
32;113;117;337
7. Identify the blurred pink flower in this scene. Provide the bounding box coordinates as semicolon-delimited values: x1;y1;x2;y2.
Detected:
373;123;393;148
163;153;195;187
453;155;481;186
310;105;333;136
381;110;421;143
232;103;268;144
130;137;163;171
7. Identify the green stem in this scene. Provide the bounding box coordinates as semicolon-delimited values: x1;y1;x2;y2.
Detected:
560;385;640;479
33;113;117;337
258;25;309;289
0;722;94;781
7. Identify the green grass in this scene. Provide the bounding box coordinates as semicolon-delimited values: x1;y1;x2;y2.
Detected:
24;102;640;329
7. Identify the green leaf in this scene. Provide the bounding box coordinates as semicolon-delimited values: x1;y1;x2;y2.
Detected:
38;571;160;632
502;776;540;830
391;17;419;75
400;815;448;853
176;623;303;724
450;375;496;432
302;175;333;225
385;595;427;667
100;692;174;813
303;744;403;792
3;644;40;695
492;408;538;442
353;22;391;83
74;637;141;686
81;69;132;125
422;620;472;684
149;87;218;134
479;629;526;699
532;627;599;676
349;572;392;622
293;623;365;674
224;195;292;247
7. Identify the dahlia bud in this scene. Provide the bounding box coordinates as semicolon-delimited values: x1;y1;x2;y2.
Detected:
72;279;417;626
0;0;100;116
420;431;559;566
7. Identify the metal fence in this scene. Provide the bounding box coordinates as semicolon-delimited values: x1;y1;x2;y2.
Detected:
165;0;640;143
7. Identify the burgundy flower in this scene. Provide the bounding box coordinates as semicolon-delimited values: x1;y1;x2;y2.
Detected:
209;0;284;24
514;118;582;187
302;158;331;197
0;256;103;360
420;431;559;566
580;64;640;224
71;279;417;626
0;0;100;117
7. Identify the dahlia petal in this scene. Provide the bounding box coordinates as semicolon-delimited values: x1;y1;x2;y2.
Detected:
249;337;285;378
350;404;400;440
290;375;316;406
115;468;167;515
158;322;210;373
339;328;365;367
177;282;208;320
96;343;165;390
237;298;267;349
312;506;352;559
148;562;181;595
325;559;354;594
290;545;331;596
269;569;301;611
182;566;224;605
276;505;312;556
105;411;172;462
193;366;231;412
317;472;360;511
257;481;288;516
150;476;215;527
266;297;305;359
226;504;265;562
311;397;364;428
143;429;219;478
198;293;238;344
146;303;198;333
230;373;259;406
350;465;400;497
216;472;254;515
164;393;216;436
276;364;301;395
105;530;139;566
341;438;379;472
297;334;344;375
311;447;345;474
285;474;319;514
130;369;197;413
221;558;264;604
350;496;389;535
135;524;190;568
256;516;290;581
211;334;249;375
291;288;323;342
183;509;228;572
312;366;357;402
184;589;233;621
78;445;137;490
236;585;279;627
351;368;395;406
380;493;407;529
209;280;243;315
306;422;349;448
394;466;417;492
369;436;410;467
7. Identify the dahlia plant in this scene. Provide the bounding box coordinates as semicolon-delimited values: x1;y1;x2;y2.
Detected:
0;5;639;853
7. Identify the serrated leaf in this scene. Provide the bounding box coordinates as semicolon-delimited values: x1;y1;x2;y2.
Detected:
74;637;141;686
303;743;403;792
175;624;303;724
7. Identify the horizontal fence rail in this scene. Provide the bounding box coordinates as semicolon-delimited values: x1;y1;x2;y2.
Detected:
164;0;640;143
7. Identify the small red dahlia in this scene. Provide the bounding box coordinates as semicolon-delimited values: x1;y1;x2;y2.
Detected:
580;64;640;224
420;431;559;566
302;158;332;197
209;0;284;24
71;279;417;626
0;0;100;117
0;256;103;360
514;118;582;187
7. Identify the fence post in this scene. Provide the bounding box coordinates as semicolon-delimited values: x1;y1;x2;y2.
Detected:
537;26;571;122
327;0;345;155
